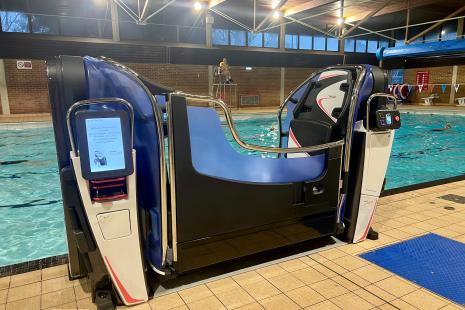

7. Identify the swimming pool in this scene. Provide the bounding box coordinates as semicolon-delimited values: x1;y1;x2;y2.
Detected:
1;112;465;266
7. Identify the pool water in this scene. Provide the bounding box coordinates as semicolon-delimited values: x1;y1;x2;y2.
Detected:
1;112;465;266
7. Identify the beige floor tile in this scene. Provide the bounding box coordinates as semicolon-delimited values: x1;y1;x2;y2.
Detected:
267;273;304;292
240;279;280;301
432;228;462;238
440;304;464;309
58;301;78;309
0;290;6;305
76;297;97;310
398;226;427;236
285;285;325;308
299;256;319;267
290;267;327;285
305;300;341;310
149;292;185;310
364;284;396;302
258;293;300;310
330;292;374;310
42;265;68;281
278;258;308;272
178;285;213;304
333;255;368;271
352;265;391;284
319;260;348;275
381;229;413;241
338;244;366;255
309;278;349;299
214;286;254;309
235;302;264;310
117;302;151;310
0;304;5;310
73;279;91;300
341;272;371;287
318;248;347;260
0;277;10;291
7;282;41;302
42;276;74;294
9;271;41;288
187;295;226;310
207;278;240;294
331;276;361;291
353;288;385;307
377;303;398;310
41;287;76;309
232;272;263;286
255;265;286;279
5;295;41;310
308;254;328;264
401;290;448;310
374;276;418;298
311;263;339;278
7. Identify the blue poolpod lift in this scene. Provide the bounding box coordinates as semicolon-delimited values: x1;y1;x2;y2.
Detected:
47;56;400;309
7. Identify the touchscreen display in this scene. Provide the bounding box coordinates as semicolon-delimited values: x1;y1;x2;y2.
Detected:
385;113;392;125
85;118;125;173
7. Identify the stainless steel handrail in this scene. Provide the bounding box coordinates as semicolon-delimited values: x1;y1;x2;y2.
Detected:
366;93;398;132
66;98;135;157
176;92;345;154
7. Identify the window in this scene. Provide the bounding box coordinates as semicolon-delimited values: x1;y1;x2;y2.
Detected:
395;40;405;47
367;40;378;53
264;32;279;48
425;30;439;43
0;11;29;33
442;30;457;41
285;34;298;49
299;35;312;50
230;30;246;46
379;41;389;48
248;32;263;47
31;15;59;35
327;37;339;51
313;36;326;50
344;39;355;52
212;28;229;45
355;39;367;53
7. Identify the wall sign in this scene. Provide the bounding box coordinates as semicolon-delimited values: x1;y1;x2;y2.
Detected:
390;69;405;85
16;60;32;70
416;71;429;92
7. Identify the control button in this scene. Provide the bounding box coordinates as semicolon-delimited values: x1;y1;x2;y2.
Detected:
394;115;400;122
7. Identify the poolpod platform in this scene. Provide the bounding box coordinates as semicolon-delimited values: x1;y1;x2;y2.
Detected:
44;55;401;309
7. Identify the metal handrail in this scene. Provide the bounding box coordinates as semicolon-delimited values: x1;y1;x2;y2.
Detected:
366;93;398;132
175;92;345;154
66;98;135;157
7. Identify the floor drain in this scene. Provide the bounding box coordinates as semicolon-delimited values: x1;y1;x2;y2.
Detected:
444;206;456;211
439;194;465;204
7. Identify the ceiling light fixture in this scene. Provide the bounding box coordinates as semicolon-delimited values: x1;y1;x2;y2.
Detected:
273;10;281;19
194;1;202;11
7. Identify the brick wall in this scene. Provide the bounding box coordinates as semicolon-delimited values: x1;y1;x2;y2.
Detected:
404;66;454;104
284;68;318;96
4;60;49;114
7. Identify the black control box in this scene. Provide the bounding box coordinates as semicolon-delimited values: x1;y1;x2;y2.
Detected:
372;110;401;131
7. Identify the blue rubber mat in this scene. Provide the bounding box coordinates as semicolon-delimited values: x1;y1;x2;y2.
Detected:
361;233;465;305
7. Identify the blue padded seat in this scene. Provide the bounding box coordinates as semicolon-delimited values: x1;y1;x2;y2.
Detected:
187;106;326;184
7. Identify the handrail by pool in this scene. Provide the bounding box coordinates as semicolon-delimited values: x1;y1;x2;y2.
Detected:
175;92;345;154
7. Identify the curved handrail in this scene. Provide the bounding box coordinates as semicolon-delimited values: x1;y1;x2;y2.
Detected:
175;92;345;154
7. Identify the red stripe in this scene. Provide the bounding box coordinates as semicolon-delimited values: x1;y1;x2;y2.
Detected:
289;128;301;147
357;206;377;242
104;256;144;304
318;73;345;81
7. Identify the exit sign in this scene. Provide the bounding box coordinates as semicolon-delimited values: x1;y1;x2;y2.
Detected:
17;60;32;70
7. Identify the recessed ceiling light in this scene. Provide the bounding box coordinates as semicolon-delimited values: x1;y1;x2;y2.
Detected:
194;1;202;11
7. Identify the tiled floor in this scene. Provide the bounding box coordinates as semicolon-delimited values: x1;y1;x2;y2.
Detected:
2;181;465;309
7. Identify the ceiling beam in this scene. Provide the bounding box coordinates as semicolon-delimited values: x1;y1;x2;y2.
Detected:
209;8;252;31
209;0;227;9
406;4;465;43
286;16;338;37
284;0;339;17
342;0;394;38
255;0;287;31
143;0;176;22
346;0;438;23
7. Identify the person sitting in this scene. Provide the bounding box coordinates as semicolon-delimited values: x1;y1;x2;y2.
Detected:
219;58;234;84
